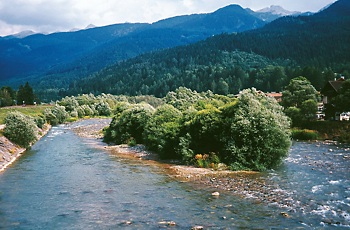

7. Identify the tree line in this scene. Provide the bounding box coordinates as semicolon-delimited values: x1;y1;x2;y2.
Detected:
0;82;36;107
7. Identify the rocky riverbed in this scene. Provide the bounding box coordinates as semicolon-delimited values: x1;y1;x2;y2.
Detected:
71;118;297;212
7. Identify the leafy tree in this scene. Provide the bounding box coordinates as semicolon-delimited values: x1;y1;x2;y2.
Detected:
300;99;318;120
282;77;318;125
332;79;350;113
219;88;291;171
94;101;112;116
17;82;35;105
0;86;15;107
58;96;79;112
3;111;38;148
44;105;68;125
282;77;317;108
185;106;222;155
104;103;155;144
143;104;182;159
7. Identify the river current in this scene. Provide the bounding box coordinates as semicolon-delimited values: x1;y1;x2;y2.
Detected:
0;120;349;229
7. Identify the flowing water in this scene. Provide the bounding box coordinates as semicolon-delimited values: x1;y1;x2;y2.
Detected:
0;120;349;229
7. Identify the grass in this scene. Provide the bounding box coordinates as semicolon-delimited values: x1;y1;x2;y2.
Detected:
0;105;52;124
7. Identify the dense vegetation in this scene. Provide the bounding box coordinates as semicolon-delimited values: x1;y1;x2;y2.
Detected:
0;82;36;107
3;111;38;148
104;87;291;171
1;4;266;94
282;77;318;126
30;0;350;101
61;47;340;101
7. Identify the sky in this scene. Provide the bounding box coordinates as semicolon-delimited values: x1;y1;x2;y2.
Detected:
0;0;337;36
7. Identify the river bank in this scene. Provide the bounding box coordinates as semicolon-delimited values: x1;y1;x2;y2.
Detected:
0;124;51;172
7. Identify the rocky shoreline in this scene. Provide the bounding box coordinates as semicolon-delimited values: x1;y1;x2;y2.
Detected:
0;124;51;172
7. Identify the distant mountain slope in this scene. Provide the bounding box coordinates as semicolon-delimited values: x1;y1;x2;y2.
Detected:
210;0;350;66
0;23;148;81
0;4;266;85
60;0;350;100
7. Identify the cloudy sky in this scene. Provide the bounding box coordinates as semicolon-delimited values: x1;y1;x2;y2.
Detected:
0;0;336;36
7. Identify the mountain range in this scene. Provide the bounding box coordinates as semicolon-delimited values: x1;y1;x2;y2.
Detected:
0;4;273;84
1;0;349;102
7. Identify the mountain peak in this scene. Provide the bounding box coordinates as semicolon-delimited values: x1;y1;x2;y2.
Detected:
85;24;96;29
7;30;36;39
257;5;300;16
214;4;247;14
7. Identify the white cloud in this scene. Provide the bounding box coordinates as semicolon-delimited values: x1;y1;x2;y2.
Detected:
0;0;336;36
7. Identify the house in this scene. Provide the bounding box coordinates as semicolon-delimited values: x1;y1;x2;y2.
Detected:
266;92;282;102
321;77;346;120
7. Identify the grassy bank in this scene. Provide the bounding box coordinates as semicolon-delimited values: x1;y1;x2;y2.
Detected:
0;105;52;124
295;121;350;143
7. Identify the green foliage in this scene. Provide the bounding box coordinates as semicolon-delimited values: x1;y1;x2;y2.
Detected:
143;104;182;159
17;82;35;105
184;106;222;154
194;153;220;169
332;79;350;113
300;99;318;120
104;103;155;144
164;87;206;111
291;129;319;141
219;88;291;171
34;115;46;129
282;77;317;108
94;100;112;116
58;96;79;112
103;87;292;171
0;105;49;124
3;111;37;148
0;86;16;107
282;77;318;126
44;105;68;125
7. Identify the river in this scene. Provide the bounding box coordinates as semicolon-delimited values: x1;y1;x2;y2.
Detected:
0;120;349;229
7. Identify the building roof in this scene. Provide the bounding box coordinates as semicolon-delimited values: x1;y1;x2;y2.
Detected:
321;77;345;95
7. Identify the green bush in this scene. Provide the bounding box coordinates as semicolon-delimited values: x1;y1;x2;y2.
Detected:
43;105;68;125
143;104;182;159
104;103;155;144
34;115;46;129
102;87;292;171
292;129;319;141
95;101;112;116
3;111;38;148
219;88;291;171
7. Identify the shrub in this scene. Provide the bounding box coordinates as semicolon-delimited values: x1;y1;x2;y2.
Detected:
219;88;291;171
58;96;79;112
3;111;37;148
143;104;182;159
104;103;155;144
43;108;58;125
95;101;112;116
34;115;46;129
51;105;68;124
292;129;319;141
43;105;68;125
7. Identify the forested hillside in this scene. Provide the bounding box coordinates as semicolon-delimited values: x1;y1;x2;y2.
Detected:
207;0;350;67
0;4;266;88
55;0;350;100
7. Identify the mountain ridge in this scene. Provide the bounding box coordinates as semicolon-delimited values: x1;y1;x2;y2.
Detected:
0;4;268;85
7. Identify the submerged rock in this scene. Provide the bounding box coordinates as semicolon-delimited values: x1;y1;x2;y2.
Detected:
212;192;220;196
